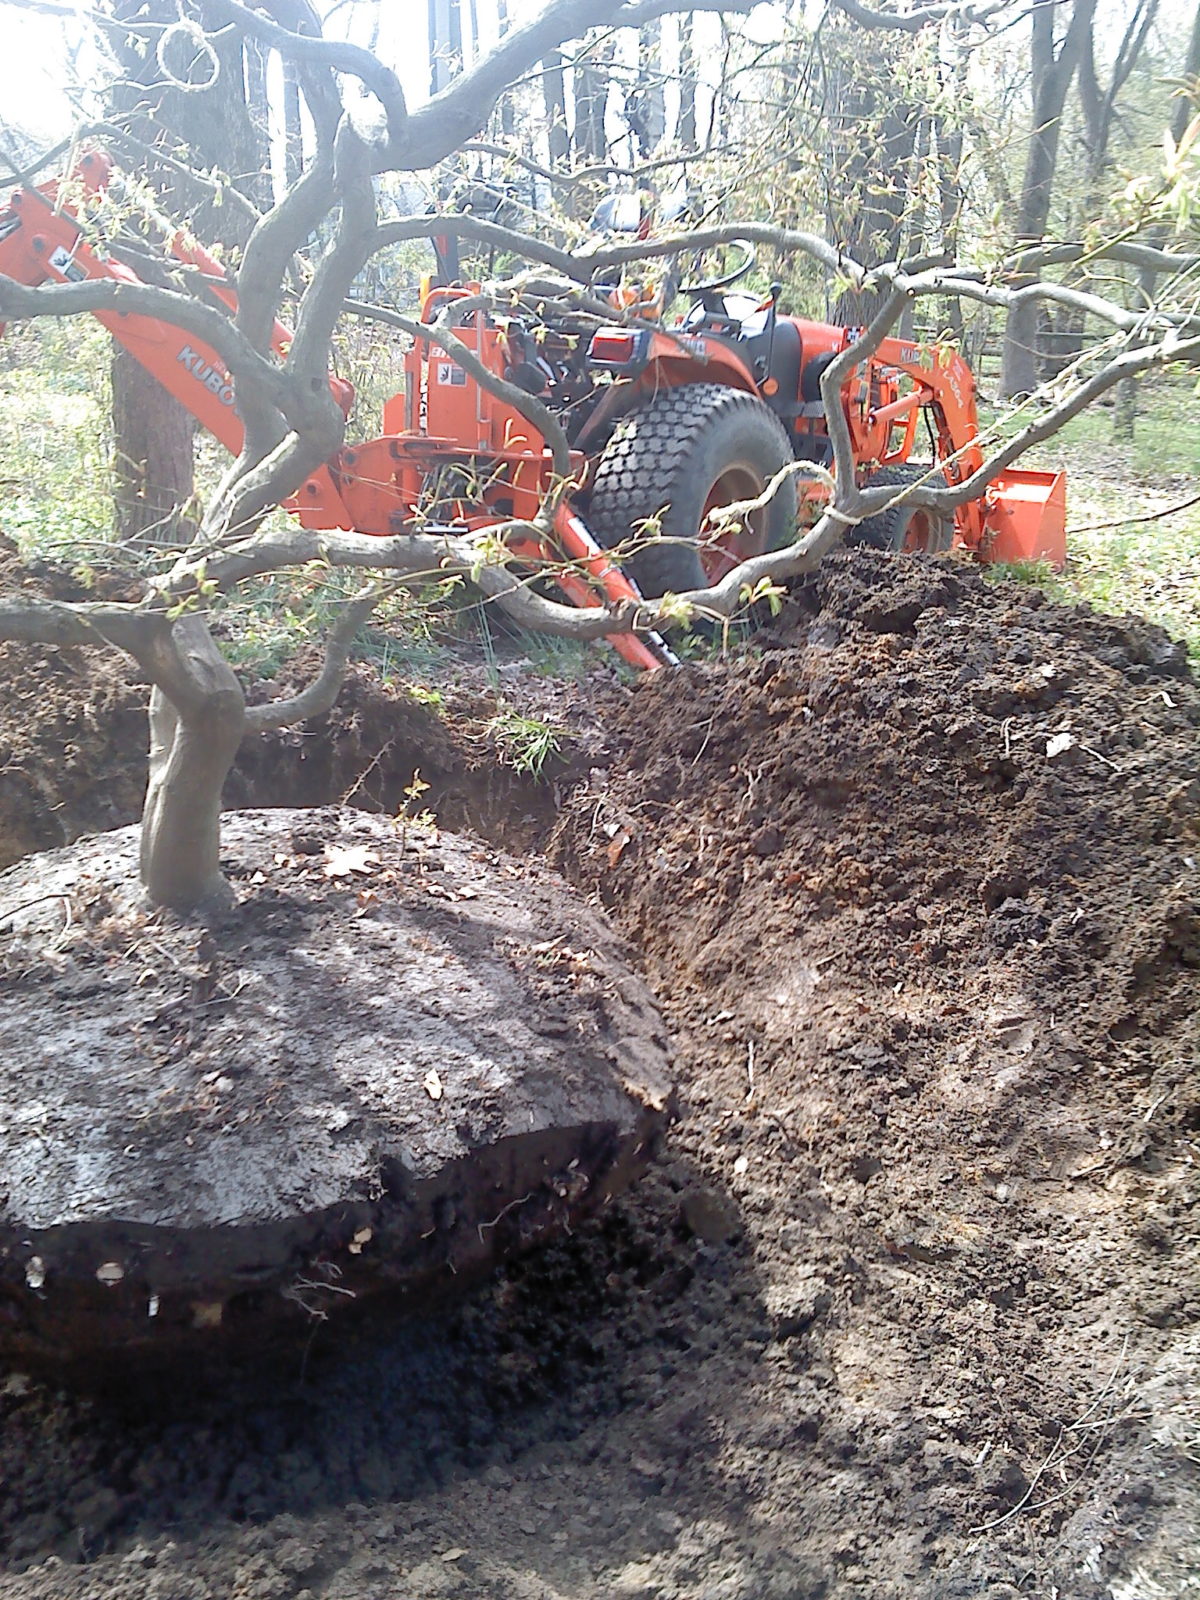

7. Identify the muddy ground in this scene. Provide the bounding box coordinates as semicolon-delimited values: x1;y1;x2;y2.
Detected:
0;547;1196;1599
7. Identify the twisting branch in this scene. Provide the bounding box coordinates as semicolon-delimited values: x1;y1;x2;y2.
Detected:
372;215;859;286
940;333;1200;507
579;222;856;281
0;597;220;715
1012;240;1200;275
287;127;376;392
814;283;913;517
235;151;336;359
0;274;298;417
393;0;760;171
342;299;574;487
373;214;584;279
827;0;1015;33
203;0;407;145
244;586;382;733
459;139;738;189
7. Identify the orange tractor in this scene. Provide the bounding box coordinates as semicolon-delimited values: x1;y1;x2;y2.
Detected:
0;154;1066;670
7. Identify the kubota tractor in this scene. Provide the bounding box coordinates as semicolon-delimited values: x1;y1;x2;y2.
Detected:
0;153;1067;672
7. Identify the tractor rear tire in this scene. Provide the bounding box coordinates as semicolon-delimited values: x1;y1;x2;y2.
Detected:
851;464;954;554
588;383;797;598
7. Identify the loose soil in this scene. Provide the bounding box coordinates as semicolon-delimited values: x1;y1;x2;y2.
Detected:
0;548;1196;1598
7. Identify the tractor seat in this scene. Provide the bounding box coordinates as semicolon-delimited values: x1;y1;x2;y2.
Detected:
793;347;838;465
734;316;802;416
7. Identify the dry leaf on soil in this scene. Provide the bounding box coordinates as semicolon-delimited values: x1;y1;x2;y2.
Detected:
322;844;381;879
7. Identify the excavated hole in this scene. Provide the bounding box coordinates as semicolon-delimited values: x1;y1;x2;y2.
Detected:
228;738;561;859
226;675;571;860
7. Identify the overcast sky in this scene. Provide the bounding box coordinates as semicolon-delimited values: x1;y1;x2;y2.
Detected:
1;0;1194;159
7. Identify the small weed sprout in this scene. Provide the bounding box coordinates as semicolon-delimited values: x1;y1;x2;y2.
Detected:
407;683;445;708
656;592;696;631
739;576;786;616
396;769;437;853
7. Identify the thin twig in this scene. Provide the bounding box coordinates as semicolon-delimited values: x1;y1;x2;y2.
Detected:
0;892;72;931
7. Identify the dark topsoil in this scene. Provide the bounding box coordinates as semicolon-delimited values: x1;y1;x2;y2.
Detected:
0;546;1196;1599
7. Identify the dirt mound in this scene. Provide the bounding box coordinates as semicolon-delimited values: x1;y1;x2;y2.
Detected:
0;583;590;874
547;549;1200;1594
0;549;1195;1597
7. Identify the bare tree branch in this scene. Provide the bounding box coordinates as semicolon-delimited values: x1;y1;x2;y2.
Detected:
0;274;299;415
395;0;760;171
244;587;381;733
343;298;573;486
287;126;376;393
1012;240;1200;275
373;214;860;287
459;139;738;189
203;0;408;144
0;597;223;715
374;214;582;277
826;0;1015;32
578;222;856;280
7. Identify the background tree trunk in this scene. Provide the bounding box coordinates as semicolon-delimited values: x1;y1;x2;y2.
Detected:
1046;0;1158;382
999;0;1098;398
678;16;698;151
626;21;666;159
1115;0;1200;436
574;36;611;165
111;349;197;548
542;52;571;169
496;0;517;137
103;0;269;545
828;28;921;325
428;0;463;96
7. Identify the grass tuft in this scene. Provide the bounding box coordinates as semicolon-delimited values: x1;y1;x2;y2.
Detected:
487;710;565;780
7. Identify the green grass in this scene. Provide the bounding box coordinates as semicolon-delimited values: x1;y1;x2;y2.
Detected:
0;320;115;556
487;710;565;779
1011;376;1200;663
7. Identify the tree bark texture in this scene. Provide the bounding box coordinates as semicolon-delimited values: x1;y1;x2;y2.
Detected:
999;0;1098;398
111;347;198;547
139;615;246;910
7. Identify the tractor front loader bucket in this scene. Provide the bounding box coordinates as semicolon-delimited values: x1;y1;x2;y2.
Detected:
981;468;1068;570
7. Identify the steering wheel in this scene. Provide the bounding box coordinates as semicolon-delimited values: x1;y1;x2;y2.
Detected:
676;238;757;295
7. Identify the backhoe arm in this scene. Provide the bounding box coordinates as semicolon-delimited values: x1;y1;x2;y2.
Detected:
0;153;351;459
